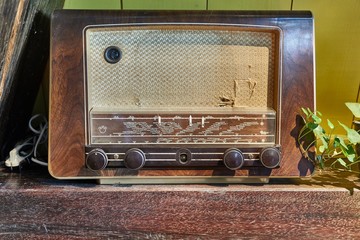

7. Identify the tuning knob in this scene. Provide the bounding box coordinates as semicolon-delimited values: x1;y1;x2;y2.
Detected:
260;147;281;169
86;148;108;171
223;148;244;170
124;148;146;170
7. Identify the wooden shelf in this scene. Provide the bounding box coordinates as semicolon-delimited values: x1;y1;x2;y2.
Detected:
0;166;359;239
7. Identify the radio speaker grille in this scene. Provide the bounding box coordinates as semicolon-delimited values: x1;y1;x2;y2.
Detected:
85;25;277;109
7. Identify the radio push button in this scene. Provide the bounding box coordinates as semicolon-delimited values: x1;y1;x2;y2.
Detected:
223;148;244;170
86;148;108;171
260;147;281;168
124;148;146;170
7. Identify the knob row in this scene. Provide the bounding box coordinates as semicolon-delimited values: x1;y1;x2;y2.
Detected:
223;147;281;170
86;148;146;171
86;147;281;171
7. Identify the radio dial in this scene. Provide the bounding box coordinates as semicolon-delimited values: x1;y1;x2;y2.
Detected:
223;148;244;170
86;148;108;171
124;148;146;170
260;147;281;169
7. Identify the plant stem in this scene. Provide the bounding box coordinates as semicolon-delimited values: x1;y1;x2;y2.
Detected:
298;127;313;142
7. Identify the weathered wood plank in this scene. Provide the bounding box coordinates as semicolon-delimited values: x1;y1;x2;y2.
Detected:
0;168;359;238
0;0;64;160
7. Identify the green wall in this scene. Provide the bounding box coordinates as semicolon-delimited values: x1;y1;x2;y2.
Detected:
293;0;360;130
64;0;121;9
58;0;360;132
63;0;293;10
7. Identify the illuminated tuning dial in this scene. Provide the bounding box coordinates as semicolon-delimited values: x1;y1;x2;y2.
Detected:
124;148;146;170
260;147;281;169
86;148;108;171
223;148;244;170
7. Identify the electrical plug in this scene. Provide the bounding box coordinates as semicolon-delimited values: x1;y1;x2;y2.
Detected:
5;148;25;168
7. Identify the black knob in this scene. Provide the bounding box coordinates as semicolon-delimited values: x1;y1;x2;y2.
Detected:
223;148;244;170
124;148;146;170
260;147;281;169
104;46;122;64
86;148;108;171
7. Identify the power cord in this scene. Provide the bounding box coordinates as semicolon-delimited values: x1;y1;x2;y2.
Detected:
5;114;48;169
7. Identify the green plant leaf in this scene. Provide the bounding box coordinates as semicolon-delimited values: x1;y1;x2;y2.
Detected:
319;136;329;150
336;136;348;150
345;102;360;118
312;124;324;135
306;108;313;120
347;154;356;162
301;107;309;117
308;123;328;151
342;145;356;162
336;158;347;168
307;108;313;115
316;111;323;117
327;119;334;129
312;124;327;147
339;121;360;144
333;136;340;147
311;114;322;124
307;122;318;130
317;155;324;169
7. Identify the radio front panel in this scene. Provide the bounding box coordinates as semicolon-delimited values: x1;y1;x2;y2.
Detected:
49;11;315;183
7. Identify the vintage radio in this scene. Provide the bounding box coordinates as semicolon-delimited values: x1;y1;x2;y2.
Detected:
49;10;315;184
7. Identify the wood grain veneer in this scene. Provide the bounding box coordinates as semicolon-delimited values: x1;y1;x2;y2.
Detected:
0;168;359;238
49;10;315;181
